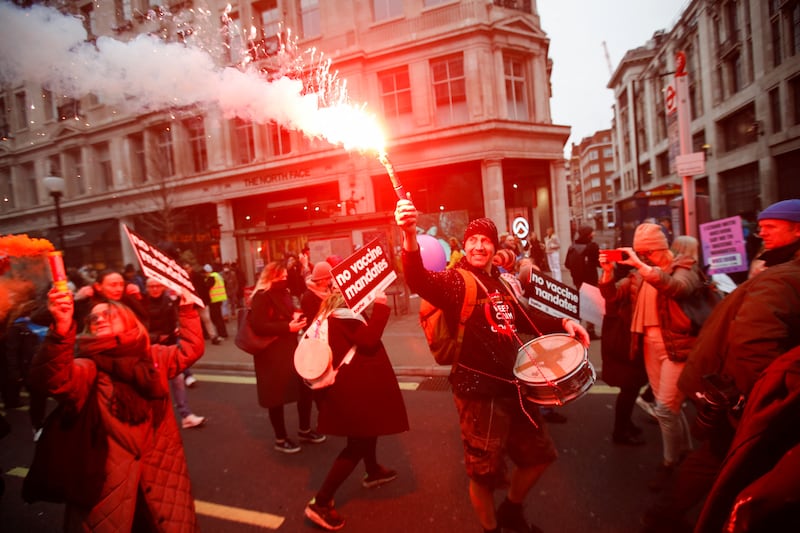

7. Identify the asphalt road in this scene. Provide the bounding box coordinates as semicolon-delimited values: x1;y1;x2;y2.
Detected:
1;370;681;533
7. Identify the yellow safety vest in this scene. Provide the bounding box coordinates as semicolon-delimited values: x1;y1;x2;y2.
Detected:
208;271;227;303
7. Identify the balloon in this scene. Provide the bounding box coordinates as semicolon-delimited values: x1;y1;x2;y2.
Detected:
418;234;447;272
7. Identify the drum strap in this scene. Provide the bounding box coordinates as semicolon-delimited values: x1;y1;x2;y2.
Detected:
456;361;540;429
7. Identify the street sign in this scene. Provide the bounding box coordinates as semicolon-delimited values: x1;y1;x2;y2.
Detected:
675;152;706;176
512;217;529;240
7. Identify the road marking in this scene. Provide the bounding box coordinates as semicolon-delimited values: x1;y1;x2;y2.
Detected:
588;384;618;395
7;466;28;478
5;467;285;530
194;500;284;529
193;373;256;384
190;374;618;395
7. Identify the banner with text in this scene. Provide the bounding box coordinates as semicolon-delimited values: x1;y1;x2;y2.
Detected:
123;225;203;307
331;238;397;314
525;270;580;321
699;216;747;275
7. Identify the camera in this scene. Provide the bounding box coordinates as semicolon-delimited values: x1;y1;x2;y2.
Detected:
692;374;743;439
601;249;629;262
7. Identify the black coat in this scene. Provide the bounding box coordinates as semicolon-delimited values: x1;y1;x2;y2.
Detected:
249;288;302;408
315;304;409;437
600;295;647;389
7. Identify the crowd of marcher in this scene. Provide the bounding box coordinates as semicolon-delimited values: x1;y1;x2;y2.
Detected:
2;198;798;532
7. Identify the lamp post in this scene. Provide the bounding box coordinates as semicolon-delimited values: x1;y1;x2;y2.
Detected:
43;176;66;250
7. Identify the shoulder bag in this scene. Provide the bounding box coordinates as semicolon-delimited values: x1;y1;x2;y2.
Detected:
23;384;107;507
235;306;278;356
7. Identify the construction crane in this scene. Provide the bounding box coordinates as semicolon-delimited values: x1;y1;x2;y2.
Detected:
602;41;613;77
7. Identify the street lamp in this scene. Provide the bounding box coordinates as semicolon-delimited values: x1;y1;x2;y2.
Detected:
43;175;66;250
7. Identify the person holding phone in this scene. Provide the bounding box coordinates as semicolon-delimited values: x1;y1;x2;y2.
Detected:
249;261;326;453
599;223;702;492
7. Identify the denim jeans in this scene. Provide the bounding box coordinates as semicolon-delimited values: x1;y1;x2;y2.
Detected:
644;326;692;465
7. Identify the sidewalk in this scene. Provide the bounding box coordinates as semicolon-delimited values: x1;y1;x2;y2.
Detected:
195;292;602;378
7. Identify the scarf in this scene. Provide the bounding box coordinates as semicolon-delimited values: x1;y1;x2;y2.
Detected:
78;331;167;425
758;239;800;268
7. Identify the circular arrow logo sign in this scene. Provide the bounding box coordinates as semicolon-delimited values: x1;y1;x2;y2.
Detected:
512;217;529;240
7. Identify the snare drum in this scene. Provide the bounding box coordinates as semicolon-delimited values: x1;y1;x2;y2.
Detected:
513;333;596;406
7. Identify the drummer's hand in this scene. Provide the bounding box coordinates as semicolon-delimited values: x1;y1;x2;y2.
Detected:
562;318;590;348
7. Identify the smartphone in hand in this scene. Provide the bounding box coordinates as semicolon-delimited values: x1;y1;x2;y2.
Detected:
602;249;629;262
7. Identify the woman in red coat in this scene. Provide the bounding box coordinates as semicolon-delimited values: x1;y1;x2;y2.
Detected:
30;286;204;532
304;290;409;531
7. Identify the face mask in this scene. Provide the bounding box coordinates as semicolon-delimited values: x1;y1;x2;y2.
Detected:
272;280;289;292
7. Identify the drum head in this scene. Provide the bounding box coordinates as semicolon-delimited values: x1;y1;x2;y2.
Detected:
514;333;586;385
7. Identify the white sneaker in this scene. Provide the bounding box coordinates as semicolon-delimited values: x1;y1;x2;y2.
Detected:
182;414;206;429
184;375;198;387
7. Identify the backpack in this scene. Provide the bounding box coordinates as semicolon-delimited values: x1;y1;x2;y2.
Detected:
418;269;478;365
564;243;587;271
677;267;725;336
294;312;360;389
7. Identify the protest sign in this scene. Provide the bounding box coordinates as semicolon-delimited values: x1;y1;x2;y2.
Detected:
578;283;605;327
123;225;203;307
699;216;747;275
526;270;580;321
331;237;396;314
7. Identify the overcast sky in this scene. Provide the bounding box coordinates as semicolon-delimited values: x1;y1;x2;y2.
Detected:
537;0;687;155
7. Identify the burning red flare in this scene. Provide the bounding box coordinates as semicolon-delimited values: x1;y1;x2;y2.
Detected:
0;234;55;257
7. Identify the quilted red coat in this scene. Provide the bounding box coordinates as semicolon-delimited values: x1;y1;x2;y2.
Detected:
29;306;205;532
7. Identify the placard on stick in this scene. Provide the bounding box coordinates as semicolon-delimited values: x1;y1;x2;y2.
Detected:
123;225;203;307
525;270;580;321
331;237;397;314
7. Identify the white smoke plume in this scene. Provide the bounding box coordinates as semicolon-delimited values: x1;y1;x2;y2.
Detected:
0;2;383;150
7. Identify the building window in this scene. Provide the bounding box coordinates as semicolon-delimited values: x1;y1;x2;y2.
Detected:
379;67;412;132
431;54;467;126
268;121;291;156
769;87;782;133
14;91;27;131
300;0;320;39
20;162;38;207
772;17;782;67
0;96;8;139
656;151;670;179
93;142;113;192
233;118;256;164
65;148;85;196
47;154;61;178
184;116;208;173
792;75;800;125
80;2;96;40
424;0;450;6
504;55;528;121
223;10;245;65
374;0;402;21
727;53;743;94
722;163;759;216
792;3;800;56
603;147;613;158
0;167;14;212
129;132;146;185
718;103;757;152
254;0;281;38
152;124;175;179
42;89;56;122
